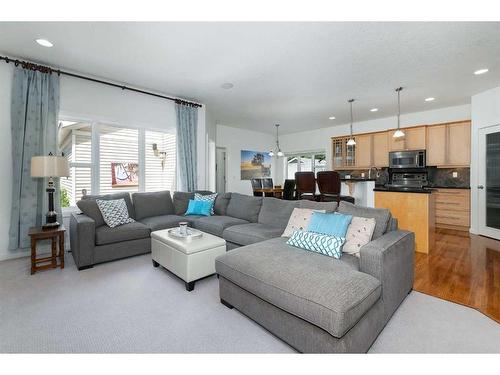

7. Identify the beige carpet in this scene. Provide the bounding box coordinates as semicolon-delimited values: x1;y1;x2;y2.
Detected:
1;252;499;353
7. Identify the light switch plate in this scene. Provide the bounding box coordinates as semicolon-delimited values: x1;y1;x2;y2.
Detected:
452;171;458;178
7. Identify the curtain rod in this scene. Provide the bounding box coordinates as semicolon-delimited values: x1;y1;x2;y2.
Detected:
0;55;202;108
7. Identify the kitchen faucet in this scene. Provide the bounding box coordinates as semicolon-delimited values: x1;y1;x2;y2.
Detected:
368;166;379;179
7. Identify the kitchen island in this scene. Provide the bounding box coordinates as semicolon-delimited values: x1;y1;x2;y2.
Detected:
340;178;376;207
374;188;435;254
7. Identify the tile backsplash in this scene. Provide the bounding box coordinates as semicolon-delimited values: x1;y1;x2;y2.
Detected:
336;167;470;188
427;167;470;188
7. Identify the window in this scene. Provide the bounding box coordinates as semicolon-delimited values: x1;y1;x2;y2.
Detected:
286;151;326;178
59;121;93;207
145;130;176;192
58;120;176;208
99;125;139;195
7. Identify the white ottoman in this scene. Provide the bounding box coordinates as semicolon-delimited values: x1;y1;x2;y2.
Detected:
151;229;226;291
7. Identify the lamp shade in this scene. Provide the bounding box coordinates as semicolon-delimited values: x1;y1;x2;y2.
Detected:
31;155;70;178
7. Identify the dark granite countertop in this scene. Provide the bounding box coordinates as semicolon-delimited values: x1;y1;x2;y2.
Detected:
340;178;378;182
373;186;434;194
428;185;470;189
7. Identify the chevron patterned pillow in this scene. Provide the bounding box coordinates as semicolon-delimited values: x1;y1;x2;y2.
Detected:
194;192;218;215
286;230;345;259
96;198;135;228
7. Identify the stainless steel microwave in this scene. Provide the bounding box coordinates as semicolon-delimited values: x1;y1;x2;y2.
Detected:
389;150;426;168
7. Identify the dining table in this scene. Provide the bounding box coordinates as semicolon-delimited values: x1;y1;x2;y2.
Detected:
254;187;284;199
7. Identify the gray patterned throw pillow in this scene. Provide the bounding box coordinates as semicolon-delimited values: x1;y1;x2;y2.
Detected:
96;198;135;228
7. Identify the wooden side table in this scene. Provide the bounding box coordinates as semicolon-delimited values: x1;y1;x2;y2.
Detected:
28;225;65;275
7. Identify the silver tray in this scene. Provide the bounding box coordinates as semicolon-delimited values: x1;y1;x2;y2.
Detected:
167;227;203;239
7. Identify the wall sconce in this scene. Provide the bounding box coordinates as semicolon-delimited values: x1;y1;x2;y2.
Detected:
152;143;167;170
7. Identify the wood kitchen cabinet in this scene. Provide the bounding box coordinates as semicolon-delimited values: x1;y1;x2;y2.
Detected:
404;126;426;150
375;190;435;254
434;188;470;230
426;121;471;167
355;134;372;168
331;136;356;168
447;122;471;166
331;120;470;170
388;126;426;151
426;124;447;166
388;130;405;151
372;132;389;167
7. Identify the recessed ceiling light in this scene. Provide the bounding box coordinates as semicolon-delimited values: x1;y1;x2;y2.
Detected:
328;116;336;120
474;68;489;75
424;97;435;102
35;38;53;48
221;82;234;89
370;108;378;112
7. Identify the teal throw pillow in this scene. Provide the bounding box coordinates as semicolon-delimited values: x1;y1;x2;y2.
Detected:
307;212;352;237
185;199;212;216
286;230;345;259
194;192;217;215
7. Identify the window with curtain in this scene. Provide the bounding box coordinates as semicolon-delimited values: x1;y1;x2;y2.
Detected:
57;119;177;207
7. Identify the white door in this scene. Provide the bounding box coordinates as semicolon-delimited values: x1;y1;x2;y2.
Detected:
478;124;500;239
216;147;226;193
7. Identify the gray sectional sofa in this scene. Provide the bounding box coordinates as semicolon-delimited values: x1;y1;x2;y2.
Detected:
70;189;414;353
70;190;338;269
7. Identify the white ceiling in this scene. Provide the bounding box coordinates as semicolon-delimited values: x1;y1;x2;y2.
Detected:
0;22;499;134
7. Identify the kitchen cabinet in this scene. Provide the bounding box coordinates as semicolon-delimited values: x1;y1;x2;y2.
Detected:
388;126;426;151
426;125;447;166
388;130;405;151
404;126;426;150
355;134;372;168
372;132;389;167
434;188;470;230
375;190;435;254
426;121;471;167
331;136;356;168
447;122;471;166
331;120;470;170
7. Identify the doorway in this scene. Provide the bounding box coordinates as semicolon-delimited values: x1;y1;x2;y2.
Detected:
216;147;227;193
478;124;500;240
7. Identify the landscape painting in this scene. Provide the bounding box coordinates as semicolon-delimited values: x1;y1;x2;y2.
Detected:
240;150;271;180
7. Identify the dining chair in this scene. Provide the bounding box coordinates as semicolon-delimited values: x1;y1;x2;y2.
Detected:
262;178;273;188
282;179;296;200
316;171;341;203
250;178;263;197
294;172;317;201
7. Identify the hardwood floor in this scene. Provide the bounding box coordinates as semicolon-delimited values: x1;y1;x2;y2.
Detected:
414;228;500;323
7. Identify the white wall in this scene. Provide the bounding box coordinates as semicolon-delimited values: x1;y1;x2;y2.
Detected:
0;63;208;260
470;86;500;234
216;125;277;195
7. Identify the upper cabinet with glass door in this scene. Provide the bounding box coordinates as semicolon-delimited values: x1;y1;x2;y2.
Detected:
331;136;356;169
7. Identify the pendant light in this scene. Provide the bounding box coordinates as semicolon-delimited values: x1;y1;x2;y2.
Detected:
346;99;356;146
269;124;284;157
393;87;405;138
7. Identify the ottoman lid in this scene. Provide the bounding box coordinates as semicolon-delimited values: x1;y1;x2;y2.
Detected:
151;229;226;254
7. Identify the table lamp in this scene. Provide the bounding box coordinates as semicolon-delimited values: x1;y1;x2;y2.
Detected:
31;153;70;229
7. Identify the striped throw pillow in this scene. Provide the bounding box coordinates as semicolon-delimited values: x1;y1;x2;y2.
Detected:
286;230;345;259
